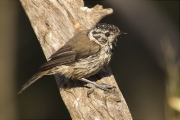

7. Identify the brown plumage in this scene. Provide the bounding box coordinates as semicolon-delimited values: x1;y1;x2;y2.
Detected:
39;30;100;72
18;23;126;94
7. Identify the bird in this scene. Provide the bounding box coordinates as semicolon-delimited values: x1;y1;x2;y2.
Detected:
18;23;127;94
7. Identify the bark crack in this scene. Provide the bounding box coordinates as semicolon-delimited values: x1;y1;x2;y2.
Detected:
19;0;132;119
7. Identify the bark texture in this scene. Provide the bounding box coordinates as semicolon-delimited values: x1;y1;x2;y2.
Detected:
19;0;132;119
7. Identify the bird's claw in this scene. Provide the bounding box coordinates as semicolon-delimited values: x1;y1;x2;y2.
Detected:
96;84;115;90
87;84;116;95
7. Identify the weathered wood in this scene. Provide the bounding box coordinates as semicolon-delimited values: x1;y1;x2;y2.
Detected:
19;0;132;119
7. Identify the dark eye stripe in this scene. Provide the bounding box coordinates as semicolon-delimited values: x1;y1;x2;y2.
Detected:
92;31;101;35
99;38;106;44
93;35;101;40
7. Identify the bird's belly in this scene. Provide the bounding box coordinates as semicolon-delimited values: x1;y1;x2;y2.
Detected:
72;57;103;79
55;54;111;79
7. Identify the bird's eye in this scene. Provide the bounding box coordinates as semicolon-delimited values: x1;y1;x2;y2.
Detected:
105;32;110;37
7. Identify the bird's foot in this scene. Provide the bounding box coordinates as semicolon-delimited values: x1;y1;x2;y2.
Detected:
87;83;115;95
80;78;115;95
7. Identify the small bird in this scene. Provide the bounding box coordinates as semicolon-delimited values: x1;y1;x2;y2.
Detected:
18;23;127;94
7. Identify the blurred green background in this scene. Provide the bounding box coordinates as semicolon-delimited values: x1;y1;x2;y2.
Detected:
0;0;179;119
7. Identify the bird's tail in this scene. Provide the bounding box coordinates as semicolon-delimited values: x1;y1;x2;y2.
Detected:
18;71;47;94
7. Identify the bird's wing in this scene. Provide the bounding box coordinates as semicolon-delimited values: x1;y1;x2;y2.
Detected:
39;30;100;71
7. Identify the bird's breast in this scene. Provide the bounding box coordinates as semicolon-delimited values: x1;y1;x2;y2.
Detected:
53;47;112;80
71;47;112;79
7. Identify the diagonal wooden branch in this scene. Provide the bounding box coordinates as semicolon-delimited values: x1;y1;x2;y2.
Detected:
19;0;132;119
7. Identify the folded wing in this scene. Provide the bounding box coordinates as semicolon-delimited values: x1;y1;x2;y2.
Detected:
39;30;100;71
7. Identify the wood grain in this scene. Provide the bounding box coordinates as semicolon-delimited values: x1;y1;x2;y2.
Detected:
19;0;132;119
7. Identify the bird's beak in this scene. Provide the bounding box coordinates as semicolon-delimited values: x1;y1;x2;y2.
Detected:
117;32;127;39
119;32;127;36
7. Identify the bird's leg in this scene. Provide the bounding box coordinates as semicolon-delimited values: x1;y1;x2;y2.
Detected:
80;78;115;95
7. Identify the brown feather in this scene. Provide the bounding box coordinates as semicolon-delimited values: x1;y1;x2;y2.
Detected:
39;30;100;72
17;71;47;94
